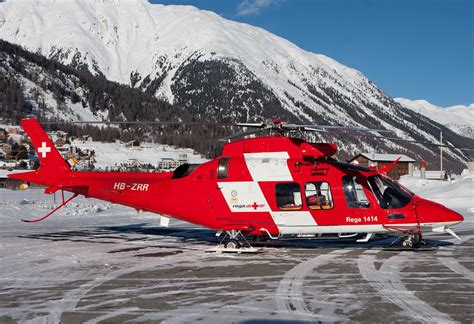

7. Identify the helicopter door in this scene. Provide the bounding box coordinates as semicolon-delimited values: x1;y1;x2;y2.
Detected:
342;175;371;209
272;183;318;234
340;175;374;232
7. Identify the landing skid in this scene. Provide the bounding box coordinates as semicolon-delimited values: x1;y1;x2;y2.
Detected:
386;233;428;251
207;246;263;254
212;230;263;253
383;245;437;252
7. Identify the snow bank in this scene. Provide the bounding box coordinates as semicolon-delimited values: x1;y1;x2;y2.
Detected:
399;175;474;213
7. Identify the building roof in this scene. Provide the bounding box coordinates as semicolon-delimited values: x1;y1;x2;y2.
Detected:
350;153;416;163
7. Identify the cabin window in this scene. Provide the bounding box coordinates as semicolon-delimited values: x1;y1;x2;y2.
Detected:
276;183;303;211
342;175;370;208
217;157;230;179
367;175;412;209
305;182;333;210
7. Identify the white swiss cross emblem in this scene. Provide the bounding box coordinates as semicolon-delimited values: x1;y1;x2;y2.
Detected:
38;142;51;158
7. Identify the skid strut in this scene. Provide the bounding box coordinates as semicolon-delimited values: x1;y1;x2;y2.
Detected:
218;230;253;249
22;191;78;223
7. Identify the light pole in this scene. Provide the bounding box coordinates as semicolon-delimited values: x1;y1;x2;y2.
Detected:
440;131;443;180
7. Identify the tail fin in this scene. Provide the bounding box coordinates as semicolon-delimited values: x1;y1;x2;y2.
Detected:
379;156;401;175
8;119;71;185
22;118;71;173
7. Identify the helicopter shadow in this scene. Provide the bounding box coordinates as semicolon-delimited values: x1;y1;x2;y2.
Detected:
95;223;455;251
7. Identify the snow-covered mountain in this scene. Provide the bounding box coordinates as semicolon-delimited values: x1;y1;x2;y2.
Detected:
0;0;473;171
0;40;231;154
395;98;474;139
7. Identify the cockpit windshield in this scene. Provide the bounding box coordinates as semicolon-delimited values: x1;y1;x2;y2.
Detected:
367;175;413;209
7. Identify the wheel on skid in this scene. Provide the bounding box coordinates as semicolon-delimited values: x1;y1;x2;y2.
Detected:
401;234;422;248
413;233;423;245
401;236;413;248
225;239;241;249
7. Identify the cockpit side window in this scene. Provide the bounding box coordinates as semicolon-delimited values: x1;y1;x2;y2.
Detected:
276;183;303;211
342;175;370;208
217;157;230;179
305;182;333;210
367;175;412;209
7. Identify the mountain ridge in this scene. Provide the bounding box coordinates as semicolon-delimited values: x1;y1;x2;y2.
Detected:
395;98;474;139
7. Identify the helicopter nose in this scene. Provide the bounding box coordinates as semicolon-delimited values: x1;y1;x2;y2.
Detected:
445;208;464;224
416;198;464;225
433;203;464;226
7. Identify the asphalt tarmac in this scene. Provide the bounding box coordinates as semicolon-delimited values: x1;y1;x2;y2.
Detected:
0;214;472;323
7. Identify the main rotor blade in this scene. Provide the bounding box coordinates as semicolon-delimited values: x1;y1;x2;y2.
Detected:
283;124;390;133
235;122;266;128
366;134;474;152
40;120;238;126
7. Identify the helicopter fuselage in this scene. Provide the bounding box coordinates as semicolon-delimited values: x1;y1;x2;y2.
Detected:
10;120;464;242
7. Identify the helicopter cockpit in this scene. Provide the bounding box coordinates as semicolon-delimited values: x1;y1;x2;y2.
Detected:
367;175;413;209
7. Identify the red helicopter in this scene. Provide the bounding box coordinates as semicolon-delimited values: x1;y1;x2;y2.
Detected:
9;118;464;250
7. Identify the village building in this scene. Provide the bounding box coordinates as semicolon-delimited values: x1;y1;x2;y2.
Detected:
348;152;416;180
0;128;8;142
158;156;188;170
71;135;92;144
2;143;12;156
125;140;140;149
0;169;25;189
8;127;21;135
2;143;28;160
47;130;68;139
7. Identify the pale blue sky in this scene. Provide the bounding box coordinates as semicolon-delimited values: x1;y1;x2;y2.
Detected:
153;0;473;107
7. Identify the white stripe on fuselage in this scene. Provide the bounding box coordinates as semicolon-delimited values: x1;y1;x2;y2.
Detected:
271;211;318;228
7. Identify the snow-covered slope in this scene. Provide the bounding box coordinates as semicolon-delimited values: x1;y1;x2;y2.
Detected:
0;0;473;171
395;98;474;138
0;0;360;106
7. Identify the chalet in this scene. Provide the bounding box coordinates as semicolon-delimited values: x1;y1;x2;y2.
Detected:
0;128;8;142
71;135;92;144
47;130;68;139
130;159;141;168
55;138;67;147
2;144;12;155
125;140;140;148
348;152;416;180
8;127;20;135
158;157;188;170
81;134;92;142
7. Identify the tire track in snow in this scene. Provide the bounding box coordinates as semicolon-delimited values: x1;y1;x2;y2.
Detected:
276;249;351;321
34;251;195;323
358;252;454;323
438;257;474;281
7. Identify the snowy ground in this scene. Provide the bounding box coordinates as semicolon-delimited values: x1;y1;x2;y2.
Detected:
0;176;472;323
